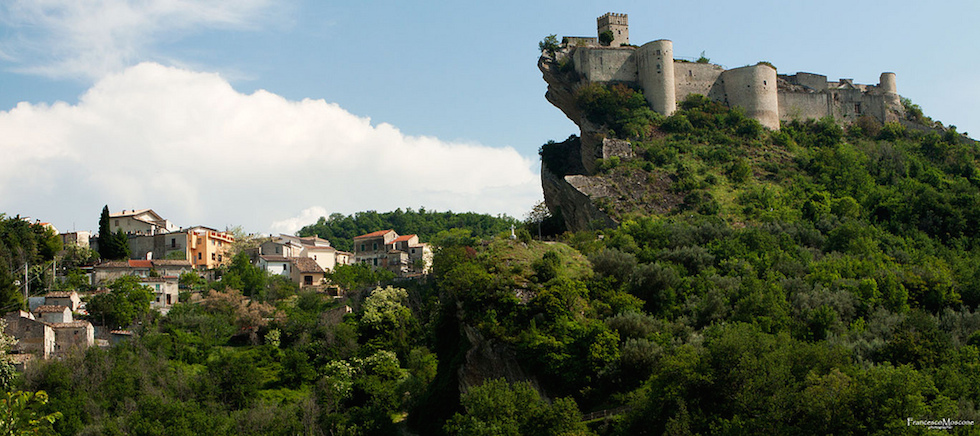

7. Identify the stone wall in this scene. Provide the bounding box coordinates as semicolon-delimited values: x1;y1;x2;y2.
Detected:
722;64;780;130
674;62;725;102
572;47;637;83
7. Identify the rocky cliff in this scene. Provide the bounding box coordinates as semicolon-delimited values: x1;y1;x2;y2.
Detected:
539;52;682;231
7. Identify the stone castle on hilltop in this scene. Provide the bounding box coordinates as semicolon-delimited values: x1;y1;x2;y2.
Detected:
548;13;904;130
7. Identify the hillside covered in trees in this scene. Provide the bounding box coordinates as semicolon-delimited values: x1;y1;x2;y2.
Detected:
6;90;980;435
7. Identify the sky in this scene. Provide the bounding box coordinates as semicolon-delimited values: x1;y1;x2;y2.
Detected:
1;1;977;236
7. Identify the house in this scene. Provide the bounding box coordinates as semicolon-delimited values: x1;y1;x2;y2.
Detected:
44;291;81;312
258;255;292;277
184;226;235;269
352;230;432;277
49;321;95;355
290;257;326;288
60;231;91;249
33;305;72;324
258;234;350;273
128;226;234;270
92;259;192;286
353;230;398;268
109;209;179;236
3;311;55;360
138;277;179;314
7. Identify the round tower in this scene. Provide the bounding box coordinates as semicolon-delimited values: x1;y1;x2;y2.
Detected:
637;40;676;115
721;64;779;130
879;72;900;106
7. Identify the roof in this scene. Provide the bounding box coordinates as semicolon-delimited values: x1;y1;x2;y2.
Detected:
48;321;93;329
259;255;290;262
354;229;396;239
109;208;154;218
129;260;153;268
138;277;169;283
44;291;77;298
150;260;192;267
34;305;70;313
392;234;417;243
110;330;134;335
291;257;324;274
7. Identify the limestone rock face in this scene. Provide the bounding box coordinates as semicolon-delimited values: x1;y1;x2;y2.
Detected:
457;324;542;396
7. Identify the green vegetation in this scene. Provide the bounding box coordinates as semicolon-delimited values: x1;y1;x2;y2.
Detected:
5;85;980;434
87;276;154;329
297;208;518;252
97;205;130;261
598;30;614;46
539;34;560;56
0;215;62;311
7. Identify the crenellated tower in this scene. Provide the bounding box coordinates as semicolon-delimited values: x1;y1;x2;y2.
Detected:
597;12;629;47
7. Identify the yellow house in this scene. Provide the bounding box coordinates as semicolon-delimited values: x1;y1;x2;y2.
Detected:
185;226;235;269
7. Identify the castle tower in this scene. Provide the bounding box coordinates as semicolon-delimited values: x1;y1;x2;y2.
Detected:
721;64;779;130
597;13;629;47
879;72;900;106
637;40;676;115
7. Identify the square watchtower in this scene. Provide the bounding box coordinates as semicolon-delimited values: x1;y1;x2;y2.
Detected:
597;13;629;47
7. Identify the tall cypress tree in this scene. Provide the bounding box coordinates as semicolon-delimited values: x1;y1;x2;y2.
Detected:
98;206;112;260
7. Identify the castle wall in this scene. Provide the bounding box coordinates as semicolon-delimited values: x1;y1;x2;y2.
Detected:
674;62;725;103
779;92;831;121
571;47;637;84
722;65;779;130
597;12;629;47
636;40;676;115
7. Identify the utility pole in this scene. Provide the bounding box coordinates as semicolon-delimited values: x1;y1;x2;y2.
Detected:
23;261;28;302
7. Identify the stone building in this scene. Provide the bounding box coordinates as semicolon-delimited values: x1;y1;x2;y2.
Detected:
549;13;904;130
352;230;432;277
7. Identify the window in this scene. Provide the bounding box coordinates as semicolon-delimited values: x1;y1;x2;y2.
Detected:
198;253;202;260
218;254;222;262
211;253;216;261
114;219;119;226
360;244;365;251
166;294;172;305
171;238;176;248
275;246;280;254
854;103;862;114
373;243;378;250
304;275;313;285
283;264;288;272
373;258;378;266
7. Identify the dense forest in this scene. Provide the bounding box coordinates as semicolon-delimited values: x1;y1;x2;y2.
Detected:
4;87;980;435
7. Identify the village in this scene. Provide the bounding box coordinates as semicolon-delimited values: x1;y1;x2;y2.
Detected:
3;208;433;369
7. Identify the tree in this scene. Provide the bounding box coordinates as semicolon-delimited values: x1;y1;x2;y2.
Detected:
87;276;153;329
445;378;591;436
538;34;560;56
97;206;112;260
598;30;614;46
0;391;62;435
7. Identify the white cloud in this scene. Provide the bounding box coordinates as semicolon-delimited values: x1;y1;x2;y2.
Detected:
0;62;540;234
0;0;275;80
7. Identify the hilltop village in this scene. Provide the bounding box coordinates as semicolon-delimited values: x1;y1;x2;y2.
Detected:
2;208;432;368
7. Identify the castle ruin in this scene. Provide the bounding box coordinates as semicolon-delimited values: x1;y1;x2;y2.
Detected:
552;13;904;130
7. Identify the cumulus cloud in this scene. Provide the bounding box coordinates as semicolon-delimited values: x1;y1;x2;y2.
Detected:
0;63;540;233
0;0;274;80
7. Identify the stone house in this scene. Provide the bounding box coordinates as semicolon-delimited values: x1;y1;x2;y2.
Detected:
138;277;179;314
49;321;95;356
3;311;55;359
109;209;179;236
34;305;72;324
257;234;351;273
44;291;81;311
92;259;192;287
352;230;432;277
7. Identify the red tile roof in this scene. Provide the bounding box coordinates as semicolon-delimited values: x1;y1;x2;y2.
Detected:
34;305;70;313
392;234;416;242
128;260;153;268
354;229;396;239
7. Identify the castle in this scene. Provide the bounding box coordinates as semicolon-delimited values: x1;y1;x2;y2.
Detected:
554;13;904;130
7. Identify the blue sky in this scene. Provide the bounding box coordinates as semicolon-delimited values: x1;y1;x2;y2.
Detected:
1;1;977;235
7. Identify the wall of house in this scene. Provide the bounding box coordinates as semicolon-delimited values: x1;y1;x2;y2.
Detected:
4;313;54;359
52;323;94;355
